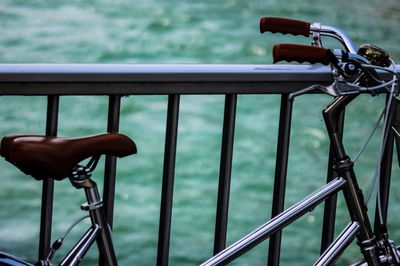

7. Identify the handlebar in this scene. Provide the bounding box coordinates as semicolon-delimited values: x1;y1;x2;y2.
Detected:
260;17;357;53
260;16;397;99
273;44;334;65
260;17;310;37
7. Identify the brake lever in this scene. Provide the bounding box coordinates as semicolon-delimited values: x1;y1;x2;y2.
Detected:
331;80;361;96
289;80;361;100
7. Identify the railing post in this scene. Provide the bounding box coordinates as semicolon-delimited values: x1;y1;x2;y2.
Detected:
213;94;237;254
103;95;121;228
38;95;59;260
267;94;293;266
374;97;397;232
99;95;121;266
157;94;180;266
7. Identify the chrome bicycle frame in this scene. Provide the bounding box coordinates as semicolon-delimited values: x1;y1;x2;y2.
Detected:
0;166;118;266
201;89;400;265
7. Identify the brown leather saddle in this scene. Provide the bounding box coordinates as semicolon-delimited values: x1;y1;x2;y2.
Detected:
0;133;137;180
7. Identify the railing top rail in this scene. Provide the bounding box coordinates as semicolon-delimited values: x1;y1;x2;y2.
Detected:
0;64;331;82
0;64;397;95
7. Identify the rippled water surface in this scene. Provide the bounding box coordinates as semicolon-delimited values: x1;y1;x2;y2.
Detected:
0;0;399;265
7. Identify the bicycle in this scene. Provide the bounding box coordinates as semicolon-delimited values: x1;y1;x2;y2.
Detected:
201;17;399;265
0;133;136;265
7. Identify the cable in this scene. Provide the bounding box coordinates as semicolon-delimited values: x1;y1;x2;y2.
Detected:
353;108;385;163
360;61;398;217
61;215;90;240
364;62;398;228
44;215;90;262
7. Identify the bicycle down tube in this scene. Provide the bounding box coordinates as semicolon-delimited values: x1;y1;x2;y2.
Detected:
200;177;347;266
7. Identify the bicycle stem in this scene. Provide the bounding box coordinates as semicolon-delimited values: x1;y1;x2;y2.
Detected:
310;23;357;53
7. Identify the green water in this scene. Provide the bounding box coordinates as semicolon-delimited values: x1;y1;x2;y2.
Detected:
0;0;399;265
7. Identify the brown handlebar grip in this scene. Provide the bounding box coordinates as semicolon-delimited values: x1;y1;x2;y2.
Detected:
273;44;332;65
260;17;311;37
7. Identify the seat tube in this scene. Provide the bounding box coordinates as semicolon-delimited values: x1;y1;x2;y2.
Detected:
84;181;118;266
323;95;380;265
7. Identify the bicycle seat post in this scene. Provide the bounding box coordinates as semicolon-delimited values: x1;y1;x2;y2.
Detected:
70;165;103;210
66;163;118;266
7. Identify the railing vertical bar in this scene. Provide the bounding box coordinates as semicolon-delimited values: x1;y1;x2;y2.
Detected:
375;140;395;226
99;95;121;266
38;95;59;260
374;97;397;231
103;95;121;229
267;94;293;266
213;94;238;254
320;109;345;254
374;126;394;230
157;94;180;266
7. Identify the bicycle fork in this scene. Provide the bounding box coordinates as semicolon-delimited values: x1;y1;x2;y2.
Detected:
323;95;381;265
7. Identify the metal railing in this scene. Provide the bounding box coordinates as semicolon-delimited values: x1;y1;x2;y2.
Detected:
0;64;398;265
